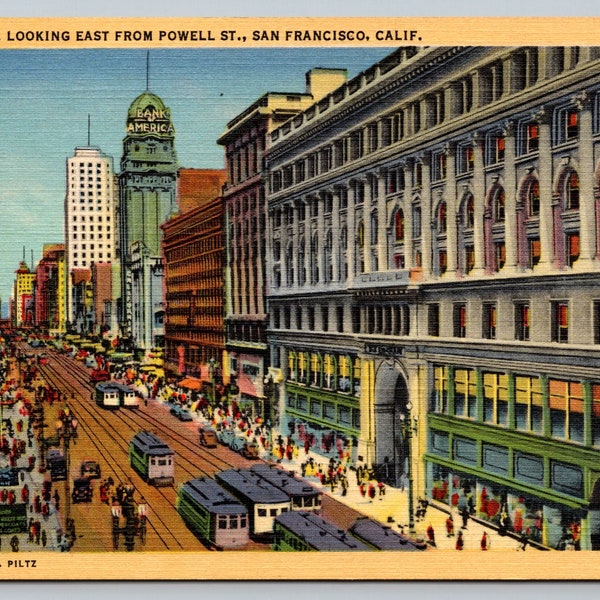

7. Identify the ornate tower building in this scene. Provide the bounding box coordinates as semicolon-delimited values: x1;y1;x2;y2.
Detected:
118;90;178;352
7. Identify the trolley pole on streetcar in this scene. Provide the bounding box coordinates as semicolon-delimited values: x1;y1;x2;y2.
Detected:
399;401;418;534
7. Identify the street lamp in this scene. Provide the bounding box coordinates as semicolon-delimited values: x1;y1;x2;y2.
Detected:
399;400;418;534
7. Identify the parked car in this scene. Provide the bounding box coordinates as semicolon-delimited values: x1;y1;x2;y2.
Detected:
80;459;101;479
217;429;235;447
170;404;184;417
240;440;260;459
72;477;93;503
198;427;218;448
228;433;247;453
177;410;193;422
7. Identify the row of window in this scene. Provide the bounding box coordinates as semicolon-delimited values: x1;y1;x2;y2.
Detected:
287;351;361;396
272;304;350;334
427;298;592;344
270;49;592;195
433;366;600;446
429;433;584;499
286;391;361;430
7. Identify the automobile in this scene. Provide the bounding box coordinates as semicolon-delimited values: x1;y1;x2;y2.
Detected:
90;369;110;383
0;467;19;486
177;409;193;422
80;459;101;479
240;440;260;460
217;429;235;447
169;404;184;417
72;477;93;503
228;433;247;453
198;427;218;448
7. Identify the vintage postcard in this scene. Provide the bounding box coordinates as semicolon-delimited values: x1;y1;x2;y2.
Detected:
0;15;599;581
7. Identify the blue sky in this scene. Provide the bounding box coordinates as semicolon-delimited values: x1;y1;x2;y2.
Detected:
0;47;392;311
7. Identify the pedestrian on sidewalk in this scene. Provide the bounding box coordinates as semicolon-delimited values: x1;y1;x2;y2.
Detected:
368;483;376;502
359;482;366;499
41;529;47;548
446;515;455;537
455;530;464;551
53;489;60;512
481;531;490;551
377;481;386;497
426;524;436;547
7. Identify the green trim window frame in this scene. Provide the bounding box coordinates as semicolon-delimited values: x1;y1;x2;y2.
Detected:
433;365;449;414
454;368;477;419
549;379;584;443
514;375;544;434
483;371;509;426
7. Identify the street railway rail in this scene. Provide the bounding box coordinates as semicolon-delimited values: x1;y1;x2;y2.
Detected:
17;341;368;551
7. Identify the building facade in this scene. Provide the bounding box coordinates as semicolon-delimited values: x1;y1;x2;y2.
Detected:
118;90;178;353
217;70;346;418
162;169;226;382
12;261;35;328
33;244;65;332
266;46;600;550
64;146;117;332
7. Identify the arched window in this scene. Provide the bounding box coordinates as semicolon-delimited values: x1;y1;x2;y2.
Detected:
437;201;447;233
465;195;475;228
395;209;405;242
566;172;580;210
324;230;333;283
310;352;321;387
298;352;308;384
528;180;540;217
285;242;294;287
339;227;348;281
493;188;505;223
297;237;305;286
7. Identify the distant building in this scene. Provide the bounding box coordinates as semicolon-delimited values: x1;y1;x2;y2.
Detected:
64;146;117;331
13;261;35;328
162;168;226;382
118;89;178;353
34;244;65;332
217;68;347;419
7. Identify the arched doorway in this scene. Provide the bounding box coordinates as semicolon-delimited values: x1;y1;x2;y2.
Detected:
373;361;411;487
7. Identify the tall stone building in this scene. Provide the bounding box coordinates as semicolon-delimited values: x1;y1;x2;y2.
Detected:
266;46;600;550
118;90;178;352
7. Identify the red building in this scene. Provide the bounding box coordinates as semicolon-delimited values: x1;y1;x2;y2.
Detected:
162;168;227;381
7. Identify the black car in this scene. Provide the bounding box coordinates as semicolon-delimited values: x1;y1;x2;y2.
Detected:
80;460;101;479
72;478;93;503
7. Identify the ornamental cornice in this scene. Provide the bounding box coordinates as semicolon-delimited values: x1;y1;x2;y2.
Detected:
268;47;469;161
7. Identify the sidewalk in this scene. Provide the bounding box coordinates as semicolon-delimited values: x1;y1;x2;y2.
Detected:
0;357;65;552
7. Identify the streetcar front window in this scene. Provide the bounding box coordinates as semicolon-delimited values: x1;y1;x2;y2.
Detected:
257;508;267;517
240;516;247;528
230;517;238;530
270;508;278;517
218;516;227;529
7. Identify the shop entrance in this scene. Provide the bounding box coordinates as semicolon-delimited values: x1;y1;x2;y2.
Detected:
373;361;410;488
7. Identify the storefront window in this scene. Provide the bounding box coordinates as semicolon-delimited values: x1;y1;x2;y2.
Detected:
515;375;543;433
323;354;335;390
338;355;351;393
483;372;508;426
353;358;361;396
287;352;296;381
549;379;584;442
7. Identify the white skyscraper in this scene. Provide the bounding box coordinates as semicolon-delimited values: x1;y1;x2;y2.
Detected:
64;146;117;328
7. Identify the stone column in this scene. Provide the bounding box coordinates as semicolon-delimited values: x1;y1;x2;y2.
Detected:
403;161;414;269
347;183;356;287
472;133;486;274
573;91;597;268
331;187;341;282
363;176;373;273
534;107;554;270
292;200;300;289
420;153;433;278
445;143;458;276
377;170;388;271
